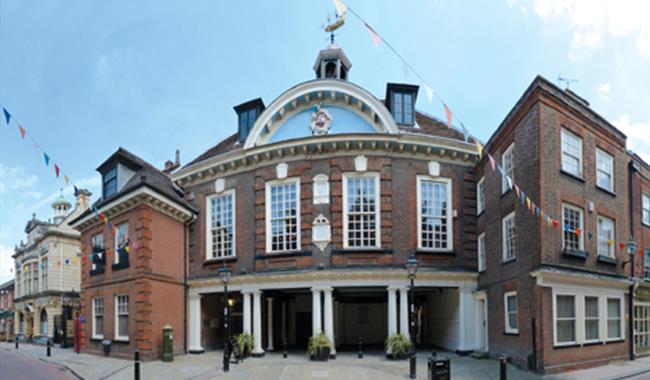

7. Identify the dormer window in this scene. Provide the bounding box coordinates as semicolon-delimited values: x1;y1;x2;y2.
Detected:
103;167;117;198
234;98;265;143
386;83;418;126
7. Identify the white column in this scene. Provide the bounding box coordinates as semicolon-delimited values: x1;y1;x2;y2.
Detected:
399;288;410;340
252;290;264;356
312;288;322;336
188;294;204;353
387;287;398;338
242;290;251;335
266;297;274;351
323;288;335;355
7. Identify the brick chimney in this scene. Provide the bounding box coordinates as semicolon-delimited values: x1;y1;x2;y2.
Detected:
162;149;181;174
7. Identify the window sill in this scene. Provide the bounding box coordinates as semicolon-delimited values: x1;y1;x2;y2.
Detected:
553;342;580;349
500;188;512;199
560;170;586;183
504;331;519;336
415;250;455;256
605;338;625;344
111;261;130;271
331;248;393;255
89;268;105;276
90;337;104;342
596;255;618;265
595;185;616;197
581;340;602;347
643;222;650;228
502;257;516;265
477;210;485;218
562;249;589;259
113;338;130;343
204;257;237;266
255;251;312;260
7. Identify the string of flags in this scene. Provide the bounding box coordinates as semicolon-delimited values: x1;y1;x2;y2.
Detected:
332;0;631;252
2;107;138;265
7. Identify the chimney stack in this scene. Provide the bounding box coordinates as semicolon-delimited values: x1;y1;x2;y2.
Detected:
162;149;181;174
75;189;91;209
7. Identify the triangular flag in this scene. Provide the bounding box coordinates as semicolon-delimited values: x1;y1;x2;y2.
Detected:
607;239;613;246
526;197;531;210
64;175;69;185
535;206;540;216
531;202;536;213
575;227;582;237
552;219;559;229
365;23;381;47
564;223;570;232
619;242;625;250
514;184;520;198
2;107;11;124
54;164;60;178
18;125;26;139
43;153;50;166
588;232;593;241
332;0;347;16
74;186;79;196
124;246;130;254
488;154;496;171
475;141;483;158
444;104;453;128
520;191;526;205
423;84;434;103
461;123;469;142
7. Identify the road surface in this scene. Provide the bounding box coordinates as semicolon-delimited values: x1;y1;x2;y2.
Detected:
0;348;77;380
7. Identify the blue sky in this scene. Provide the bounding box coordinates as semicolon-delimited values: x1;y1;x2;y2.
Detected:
1;0;648;282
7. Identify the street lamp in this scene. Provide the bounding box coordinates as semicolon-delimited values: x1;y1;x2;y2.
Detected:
406;253;419;380
218;265;232;373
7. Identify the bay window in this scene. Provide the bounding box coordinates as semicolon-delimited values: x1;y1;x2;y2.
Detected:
584;296;599;342
417;176;452;251
555;294;576;345
343;173;380;248
607;298;622;340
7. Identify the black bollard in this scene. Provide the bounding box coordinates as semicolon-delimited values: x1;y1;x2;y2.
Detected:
134;350;141;380
47;340;51;357
283;337;287;359
499;355;507;380
223;341;230;372
15;336;18;349
358;337;363;359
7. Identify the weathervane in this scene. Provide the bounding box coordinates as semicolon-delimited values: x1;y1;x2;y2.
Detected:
558;75;578;90
324;9;346;44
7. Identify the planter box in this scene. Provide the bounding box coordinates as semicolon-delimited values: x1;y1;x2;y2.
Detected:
310;347;331;361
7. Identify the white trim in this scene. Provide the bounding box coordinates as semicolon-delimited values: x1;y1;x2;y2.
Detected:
605;297;624;341
478;232;486;272
476;177;485;215
265;177;301;253
502;211;516;262
596;148;614;192
504;291;518;334
342;172;381;249
501;143;515;194
92;297;103;340
205;189;236;260
416;176;453;251
562;203;584;251
642;192;650;226
114;294;129;342
114;222;129;264
561;128;583;177
582;294;600;344
553;291;577;346
596;215;615;258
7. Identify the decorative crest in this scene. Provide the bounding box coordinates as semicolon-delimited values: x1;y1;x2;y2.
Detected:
309;104;333;136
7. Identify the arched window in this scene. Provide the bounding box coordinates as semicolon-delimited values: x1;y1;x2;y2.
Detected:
18;312;24;334
40;309;48;336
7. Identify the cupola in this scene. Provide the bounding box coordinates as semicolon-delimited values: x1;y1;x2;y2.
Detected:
51;192;71;224
313;43;352;80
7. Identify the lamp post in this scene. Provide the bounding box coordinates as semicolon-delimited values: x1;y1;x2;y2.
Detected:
626;238;636;361
218;265;232;372
406;253;419;379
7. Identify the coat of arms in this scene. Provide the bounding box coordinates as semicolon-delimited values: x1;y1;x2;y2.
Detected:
310;105;332;136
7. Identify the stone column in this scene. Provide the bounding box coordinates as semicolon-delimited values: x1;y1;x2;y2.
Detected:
387;287;398;338
33;308;41;337
242;290;252;335
188;294;204;353
252;290;264;356
323;288;335;356
312;288;322;336
266;297;274;351
399;288;409;340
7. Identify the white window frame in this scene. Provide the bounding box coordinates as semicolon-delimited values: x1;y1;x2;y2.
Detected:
562;203;584;251
342;172;381;249
597;215;615;258
313;174;330;204
114;294;129;341
501;144;515;193
265;177;301;253
553;292;577;346
502;211;516;262
643;193;650;226
416;176;453;251
478;233;486;272
114;222;129;264
477;177;485;215
596;148;614;192
205;189;236;260
644;250;650;280
504;291;518;334
583;295;600;343
561;128;583;177
606;297;623;341
92;298;104;340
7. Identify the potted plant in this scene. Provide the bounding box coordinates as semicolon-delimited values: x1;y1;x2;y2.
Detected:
307;332;332;361
235;332;253;358
385;333;411;360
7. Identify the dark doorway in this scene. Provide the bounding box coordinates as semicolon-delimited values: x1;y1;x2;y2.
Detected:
294;311;310;349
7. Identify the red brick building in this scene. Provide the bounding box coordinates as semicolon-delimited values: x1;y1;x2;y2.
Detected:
71;148;195;360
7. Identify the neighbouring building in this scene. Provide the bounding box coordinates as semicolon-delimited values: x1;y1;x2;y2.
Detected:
174;43;483;357
629;153;650;358
70;148;195;361
0;280;15;341
13;190;90;346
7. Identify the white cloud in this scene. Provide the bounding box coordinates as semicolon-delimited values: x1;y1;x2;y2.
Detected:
512;0;650;58
27;175;101;212
613;114;650;163
0;164;38;194
0;245;15;284
595;83;610;100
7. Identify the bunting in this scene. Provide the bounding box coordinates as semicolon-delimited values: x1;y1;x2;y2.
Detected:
423;84;434;103
475;141;483;159
54;164;60;178
2;107;10;124
18;125;25;139
365;23;381;47
444;104;453;128
43;153;50;166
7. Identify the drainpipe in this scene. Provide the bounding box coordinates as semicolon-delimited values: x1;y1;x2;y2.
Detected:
628;159;638;361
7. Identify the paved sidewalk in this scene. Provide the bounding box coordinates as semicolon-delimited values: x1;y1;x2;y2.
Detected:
2;342;648;380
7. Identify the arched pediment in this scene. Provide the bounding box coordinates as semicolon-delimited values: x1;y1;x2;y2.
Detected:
244;79;399;149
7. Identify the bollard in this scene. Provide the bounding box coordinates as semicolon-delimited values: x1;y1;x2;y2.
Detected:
15;336;18;349
223;341;230;373
47;340;51;357
499;355;507;380
358;337;363;359
283;337;288;359
134;350;141;380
